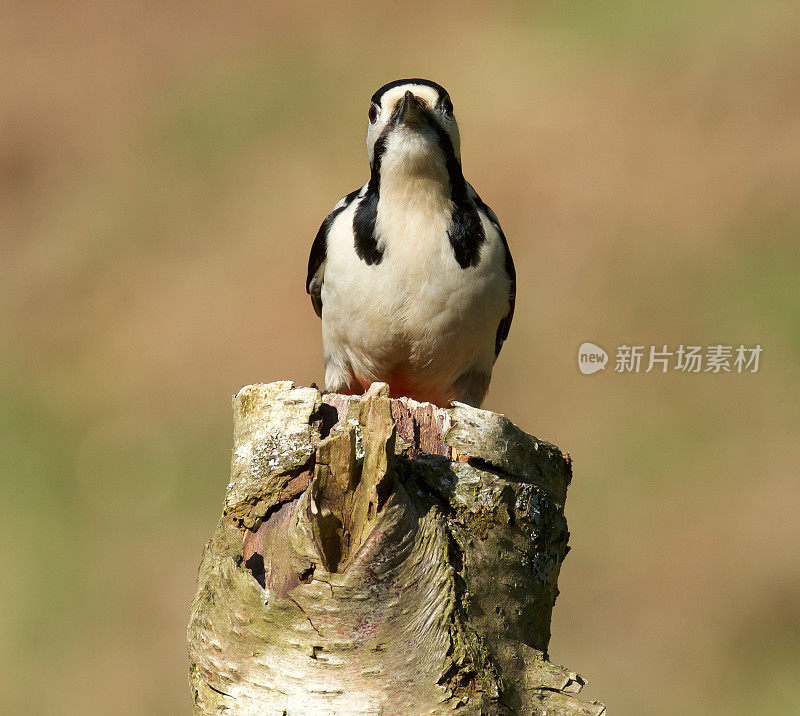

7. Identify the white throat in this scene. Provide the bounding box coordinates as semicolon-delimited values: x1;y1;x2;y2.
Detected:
373;132;454;265
378;129;451;212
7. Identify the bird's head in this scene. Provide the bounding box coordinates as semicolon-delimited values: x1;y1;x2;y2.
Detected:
366;79;461;180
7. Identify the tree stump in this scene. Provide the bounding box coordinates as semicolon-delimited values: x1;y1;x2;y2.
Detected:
187;381;605;715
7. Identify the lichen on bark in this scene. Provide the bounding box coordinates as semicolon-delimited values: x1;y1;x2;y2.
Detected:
187;381;605;715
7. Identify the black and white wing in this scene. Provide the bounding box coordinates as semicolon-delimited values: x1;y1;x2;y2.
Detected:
469;185;516;357
306;189;361;318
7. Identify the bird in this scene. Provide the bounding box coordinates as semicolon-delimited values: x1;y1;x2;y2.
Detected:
306;78;515;408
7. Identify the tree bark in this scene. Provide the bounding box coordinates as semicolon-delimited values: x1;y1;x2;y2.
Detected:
187;381;605;715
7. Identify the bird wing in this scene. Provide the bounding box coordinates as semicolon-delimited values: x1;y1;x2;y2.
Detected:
306;188;363;318
468;184;516;357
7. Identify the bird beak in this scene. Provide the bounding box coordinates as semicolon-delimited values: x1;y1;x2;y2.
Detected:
394;90;430;128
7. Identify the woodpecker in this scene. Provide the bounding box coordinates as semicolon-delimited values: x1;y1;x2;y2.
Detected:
306;79;515;408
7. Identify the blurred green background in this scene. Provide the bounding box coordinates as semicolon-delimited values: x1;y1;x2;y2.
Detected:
2;1;799;713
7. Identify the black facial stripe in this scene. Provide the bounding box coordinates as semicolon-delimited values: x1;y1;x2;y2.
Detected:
353;133;387;265
368;130;388;183
426;118;485;268
371;78;448;106
448;202;485;269
352;190;382;265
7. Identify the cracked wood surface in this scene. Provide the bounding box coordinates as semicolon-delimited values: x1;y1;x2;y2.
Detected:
187;381;605;715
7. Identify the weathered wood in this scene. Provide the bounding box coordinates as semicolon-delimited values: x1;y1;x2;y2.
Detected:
187;381;605;715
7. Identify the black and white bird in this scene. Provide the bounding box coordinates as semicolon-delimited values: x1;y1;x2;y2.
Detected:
306;79;515;408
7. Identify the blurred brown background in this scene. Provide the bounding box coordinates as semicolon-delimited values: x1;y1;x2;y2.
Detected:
2;1;799;713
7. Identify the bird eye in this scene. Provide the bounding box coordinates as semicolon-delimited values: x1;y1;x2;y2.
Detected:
368;103;379;124
442;96;454;115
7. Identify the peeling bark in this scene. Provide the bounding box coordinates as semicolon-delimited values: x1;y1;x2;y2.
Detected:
188;381;605;715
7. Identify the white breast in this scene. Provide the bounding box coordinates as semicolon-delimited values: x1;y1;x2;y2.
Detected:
321;174;509;396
